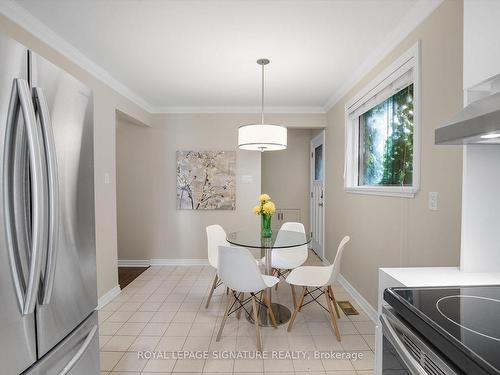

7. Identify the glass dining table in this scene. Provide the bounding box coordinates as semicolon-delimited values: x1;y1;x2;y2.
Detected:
227;229;311;326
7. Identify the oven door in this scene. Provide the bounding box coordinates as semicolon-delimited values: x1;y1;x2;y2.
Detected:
381;307;459;375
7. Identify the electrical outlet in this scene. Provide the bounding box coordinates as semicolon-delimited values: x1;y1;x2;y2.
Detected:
428;192;438;210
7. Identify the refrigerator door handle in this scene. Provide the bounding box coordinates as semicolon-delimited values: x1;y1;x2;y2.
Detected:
4;79;26;313
33;87;59;305
3;78;48;315
57;325;98;375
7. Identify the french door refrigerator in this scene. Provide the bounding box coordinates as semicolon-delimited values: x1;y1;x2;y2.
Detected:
0;31;99;375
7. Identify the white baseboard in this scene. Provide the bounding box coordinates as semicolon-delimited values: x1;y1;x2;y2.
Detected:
117;259;151;267
150;258;209;266
338;274;377;323
311;256;376;322
97;285;121;310
117;258;210;267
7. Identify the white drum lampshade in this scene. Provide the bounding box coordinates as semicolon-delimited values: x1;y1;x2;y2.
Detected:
238;58;287;152
238;124;287;151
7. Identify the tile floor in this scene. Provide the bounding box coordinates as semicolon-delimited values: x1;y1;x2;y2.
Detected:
99;252;375;374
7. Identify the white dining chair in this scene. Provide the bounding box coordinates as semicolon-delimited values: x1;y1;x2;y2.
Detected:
216;245;279;351
266;222;309;307
286;236;350;341
205;225;230;308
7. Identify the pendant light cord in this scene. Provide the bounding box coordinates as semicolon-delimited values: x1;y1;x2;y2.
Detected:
261;62;265;124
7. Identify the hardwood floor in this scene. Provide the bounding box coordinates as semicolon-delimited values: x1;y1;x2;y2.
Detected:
118;266;149;289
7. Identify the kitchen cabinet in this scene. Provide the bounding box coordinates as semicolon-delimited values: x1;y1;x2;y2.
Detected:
464;0;500;91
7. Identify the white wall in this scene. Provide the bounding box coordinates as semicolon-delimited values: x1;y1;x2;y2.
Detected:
460;145;500;272
460;0;500;273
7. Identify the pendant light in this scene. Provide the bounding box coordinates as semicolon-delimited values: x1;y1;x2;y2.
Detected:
238;59;287;151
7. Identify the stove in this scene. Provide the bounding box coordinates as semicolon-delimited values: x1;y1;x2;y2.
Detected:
385;285;500;375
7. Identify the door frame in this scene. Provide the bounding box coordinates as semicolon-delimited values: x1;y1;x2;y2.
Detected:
310;129;326;261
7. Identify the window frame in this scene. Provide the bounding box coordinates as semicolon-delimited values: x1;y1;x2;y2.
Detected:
344;42;421;198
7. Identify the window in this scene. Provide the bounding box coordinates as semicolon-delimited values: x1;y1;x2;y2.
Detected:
314;144;323;181
359;84;414;186
344;43;420;198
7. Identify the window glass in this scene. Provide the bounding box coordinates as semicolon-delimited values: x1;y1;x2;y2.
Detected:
314;144;323;181
358;84;414;186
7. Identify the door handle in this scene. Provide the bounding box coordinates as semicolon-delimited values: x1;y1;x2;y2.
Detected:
33;87;59;305
3;78;48;315
58;325;98;375
380;314;427;375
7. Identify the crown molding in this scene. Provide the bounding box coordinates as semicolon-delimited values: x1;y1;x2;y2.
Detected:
2;0;441;116
0;1;325;115
0;0;154;113
323;0;443;112
150;106;326;114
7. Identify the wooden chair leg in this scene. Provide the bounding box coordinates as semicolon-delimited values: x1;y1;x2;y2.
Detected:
252;296;262;351
325;288;341;341
262;291;277;328
328;286;341;318
290;284;297;309
216;291;234;341
287;286;307;332
236;292;244;319
298;287;307;312
205;273;218;308
275;269;280;291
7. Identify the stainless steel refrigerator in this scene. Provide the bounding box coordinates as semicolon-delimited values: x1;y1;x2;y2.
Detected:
0;31;99;375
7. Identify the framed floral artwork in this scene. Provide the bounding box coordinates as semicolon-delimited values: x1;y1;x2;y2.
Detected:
176;151;236;210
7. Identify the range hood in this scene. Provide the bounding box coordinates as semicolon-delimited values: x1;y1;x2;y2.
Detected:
435;91;500;145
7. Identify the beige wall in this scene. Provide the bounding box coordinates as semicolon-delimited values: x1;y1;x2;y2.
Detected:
0;15;153;298
2;0;464;307
325;0;464;307
262;128;321;234
116;114;325;261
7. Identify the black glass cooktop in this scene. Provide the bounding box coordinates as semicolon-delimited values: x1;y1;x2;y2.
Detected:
385;285;500;375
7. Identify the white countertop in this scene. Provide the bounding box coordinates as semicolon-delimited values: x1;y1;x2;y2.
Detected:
380;266;500;287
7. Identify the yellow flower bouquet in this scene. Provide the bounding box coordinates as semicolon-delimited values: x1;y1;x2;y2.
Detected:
254;194;276;238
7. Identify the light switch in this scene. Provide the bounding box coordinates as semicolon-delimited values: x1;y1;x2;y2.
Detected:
241;175;253;183
104;173;110;185
428;192;438;210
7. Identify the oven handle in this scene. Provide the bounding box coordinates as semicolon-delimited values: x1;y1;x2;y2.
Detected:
380;313;428;375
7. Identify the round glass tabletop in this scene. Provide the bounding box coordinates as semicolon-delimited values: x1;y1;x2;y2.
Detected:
227;230;311;249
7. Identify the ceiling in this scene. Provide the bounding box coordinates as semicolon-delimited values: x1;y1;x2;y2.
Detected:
14;0;441;112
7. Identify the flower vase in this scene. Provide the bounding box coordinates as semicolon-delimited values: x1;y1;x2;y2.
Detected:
261;213;272;238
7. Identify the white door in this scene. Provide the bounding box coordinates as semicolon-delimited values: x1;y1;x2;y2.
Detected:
310;131;325;259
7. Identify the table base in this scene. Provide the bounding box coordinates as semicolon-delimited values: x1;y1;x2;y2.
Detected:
245;302;291;327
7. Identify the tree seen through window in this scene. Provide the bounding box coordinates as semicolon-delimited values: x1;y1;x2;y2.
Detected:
359;84;414;186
